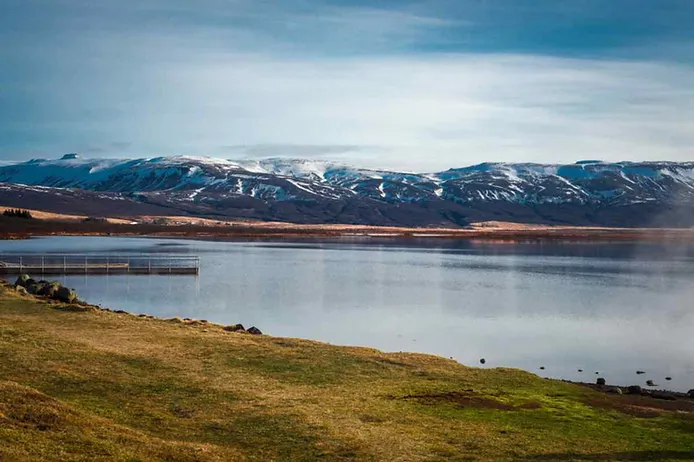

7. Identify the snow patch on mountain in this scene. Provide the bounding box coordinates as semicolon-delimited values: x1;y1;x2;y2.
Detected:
2;155;694;211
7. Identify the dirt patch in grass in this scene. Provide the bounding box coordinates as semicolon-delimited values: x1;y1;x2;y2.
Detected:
584;393;694;418
397;390;541;411
370;357;412;368
516;400;543;410
523;449;694;460
50;303;98;313
270;338;303;348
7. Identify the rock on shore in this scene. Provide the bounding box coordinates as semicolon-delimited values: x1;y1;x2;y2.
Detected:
14;274;77;303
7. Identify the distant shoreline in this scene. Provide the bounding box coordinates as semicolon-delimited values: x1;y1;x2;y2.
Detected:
3;205;694;242
2;219;694;243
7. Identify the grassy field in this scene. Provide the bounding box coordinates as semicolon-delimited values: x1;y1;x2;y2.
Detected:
1;283;694;461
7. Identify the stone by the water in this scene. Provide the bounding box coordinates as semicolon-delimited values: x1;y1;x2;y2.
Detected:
636;370;645;375
55;286;77;303
665;377;672;381
36;281;61;298
14;274;31;286
539;366;545;370
646;380;656;387
596;377;606;386
14;274;78;304
651;391;676;401
247;326;262;335
605;386;622;395
627;385;642;395
480;358;486;365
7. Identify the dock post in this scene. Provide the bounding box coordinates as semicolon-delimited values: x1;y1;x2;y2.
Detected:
42;256;44;275
19;256;22;273
63;256;66;273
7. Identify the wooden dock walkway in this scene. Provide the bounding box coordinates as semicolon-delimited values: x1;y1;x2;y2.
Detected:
0;254;200;275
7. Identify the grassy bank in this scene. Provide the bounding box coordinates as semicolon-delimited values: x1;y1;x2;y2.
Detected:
1;284;694;461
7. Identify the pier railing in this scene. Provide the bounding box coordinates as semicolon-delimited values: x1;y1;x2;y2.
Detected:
0;254;200;275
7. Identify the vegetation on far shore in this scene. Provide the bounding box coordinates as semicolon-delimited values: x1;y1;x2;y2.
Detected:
2;208;33;219
4;211;694;244
1;282;694;461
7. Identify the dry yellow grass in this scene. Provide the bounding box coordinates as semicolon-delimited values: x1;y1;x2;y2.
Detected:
0;207;134;225
1;284;694;461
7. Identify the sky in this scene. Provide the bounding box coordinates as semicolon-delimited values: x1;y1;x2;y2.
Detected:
1;0;693;171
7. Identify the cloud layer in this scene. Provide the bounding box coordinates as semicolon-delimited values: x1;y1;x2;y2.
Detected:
1;0;693;170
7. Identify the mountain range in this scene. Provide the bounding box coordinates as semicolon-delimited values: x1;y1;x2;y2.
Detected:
1;154;694;227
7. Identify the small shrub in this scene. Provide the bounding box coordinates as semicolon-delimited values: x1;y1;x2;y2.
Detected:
82;217;108;223
3;209;33;219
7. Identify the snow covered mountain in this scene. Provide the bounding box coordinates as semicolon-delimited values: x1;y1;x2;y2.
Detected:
2;154;694;227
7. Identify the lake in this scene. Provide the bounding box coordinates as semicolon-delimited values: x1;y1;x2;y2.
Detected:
1;235;693;392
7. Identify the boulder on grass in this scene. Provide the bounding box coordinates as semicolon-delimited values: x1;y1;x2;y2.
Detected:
11;275;79;304
14;274;31;287
627;385;642;395
25;281;41;295
223;324;245;332
651;391;676;401
247;326;262;335
55;286;77;303
37;281;61;298
596;377;606;386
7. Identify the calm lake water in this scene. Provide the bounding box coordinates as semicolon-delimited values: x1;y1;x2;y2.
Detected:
2;236;693;392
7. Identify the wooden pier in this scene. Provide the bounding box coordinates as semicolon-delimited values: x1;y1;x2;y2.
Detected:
0;254;200;275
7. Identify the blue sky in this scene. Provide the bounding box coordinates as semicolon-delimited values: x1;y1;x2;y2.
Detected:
1;0;693;170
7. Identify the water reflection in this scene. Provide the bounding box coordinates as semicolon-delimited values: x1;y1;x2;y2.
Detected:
0;236;692;392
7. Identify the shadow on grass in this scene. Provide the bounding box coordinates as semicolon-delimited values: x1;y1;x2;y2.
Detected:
204;413;360;461
525;451;694;461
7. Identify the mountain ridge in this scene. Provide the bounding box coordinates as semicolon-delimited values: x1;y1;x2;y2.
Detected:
2;155;694;227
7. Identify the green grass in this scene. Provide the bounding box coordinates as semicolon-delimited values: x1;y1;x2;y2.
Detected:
1;283;694;461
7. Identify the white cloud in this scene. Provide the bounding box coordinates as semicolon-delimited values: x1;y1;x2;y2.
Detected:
59;49;693;171
2;1;693;170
